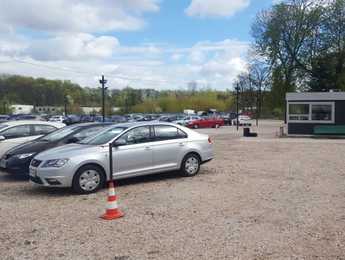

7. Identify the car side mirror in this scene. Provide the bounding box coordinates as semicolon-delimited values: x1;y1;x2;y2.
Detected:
113;139;127;147
0;135;5;141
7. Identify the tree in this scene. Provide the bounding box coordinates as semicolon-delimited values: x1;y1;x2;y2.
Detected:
248;59;271;122
115;87;142;113
310;0;345;90
252;0;323;105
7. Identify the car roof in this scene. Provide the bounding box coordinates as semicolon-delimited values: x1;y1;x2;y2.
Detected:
0;120;65;127
112;121;184;129
70;122;114;128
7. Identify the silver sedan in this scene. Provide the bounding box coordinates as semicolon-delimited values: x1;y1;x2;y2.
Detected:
29;122;214;194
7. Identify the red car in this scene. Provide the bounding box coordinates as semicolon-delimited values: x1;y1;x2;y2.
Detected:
187;117;225;129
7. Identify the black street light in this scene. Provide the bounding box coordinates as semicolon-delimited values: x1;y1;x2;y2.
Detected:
99;75;108;122
235;84;240;131
256;86;261;127
64;95;68;116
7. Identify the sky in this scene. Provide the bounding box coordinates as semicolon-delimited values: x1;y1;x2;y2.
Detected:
0;0;276;91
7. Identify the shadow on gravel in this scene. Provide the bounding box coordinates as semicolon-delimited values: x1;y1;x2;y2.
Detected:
12;171;184;198
116;170;183;187
22;186;74;197
0;173;28;182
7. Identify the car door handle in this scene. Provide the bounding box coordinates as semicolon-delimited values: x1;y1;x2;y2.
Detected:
179;143;185;146
145;146;152;150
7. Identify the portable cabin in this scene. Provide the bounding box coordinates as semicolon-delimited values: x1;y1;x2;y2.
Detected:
286;92;345;135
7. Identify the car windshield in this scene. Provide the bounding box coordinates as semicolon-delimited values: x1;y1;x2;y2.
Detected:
40;125;80;142
79;127;127;145
0;124;9;131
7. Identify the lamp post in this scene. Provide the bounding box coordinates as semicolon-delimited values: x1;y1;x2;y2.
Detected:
99;75;108;122
235;84;240;131
64;96;68;116
256;85;261;127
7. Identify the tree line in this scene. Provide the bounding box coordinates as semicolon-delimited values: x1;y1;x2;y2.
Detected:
0;75;235;115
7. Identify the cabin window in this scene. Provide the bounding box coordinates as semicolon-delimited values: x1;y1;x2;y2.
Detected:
288;102;334;123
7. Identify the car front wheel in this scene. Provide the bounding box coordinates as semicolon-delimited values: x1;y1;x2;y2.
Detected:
72;165;105;194
180;154;201;177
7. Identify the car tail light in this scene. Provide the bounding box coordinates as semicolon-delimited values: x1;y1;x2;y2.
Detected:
208;137;213;144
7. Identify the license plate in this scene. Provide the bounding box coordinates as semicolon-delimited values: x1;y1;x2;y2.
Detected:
0;159;6;168
29;168;37;177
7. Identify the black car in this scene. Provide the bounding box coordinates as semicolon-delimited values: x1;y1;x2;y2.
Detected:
159;114;185;122
219;112;237;125
62;115;81;125
0;122;113;176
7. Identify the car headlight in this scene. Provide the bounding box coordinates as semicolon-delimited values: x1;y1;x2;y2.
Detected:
42;159;69;168
16;153;35;160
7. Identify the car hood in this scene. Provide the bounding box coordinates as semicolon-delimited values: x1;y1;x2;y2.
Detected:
6;140;57;156
34;143;99;160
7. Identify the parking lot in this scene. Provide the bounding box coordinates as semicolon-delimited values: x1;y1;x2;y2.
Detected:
1;120;345;260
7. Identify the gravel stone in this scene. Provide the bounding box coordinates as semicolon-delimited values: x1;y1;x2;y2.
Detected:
0;121;344;259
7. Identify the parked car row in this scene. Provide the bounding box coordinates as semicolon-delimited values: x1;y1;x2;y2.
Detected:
1;112;252;128
1;123;112;175
0;120;214;194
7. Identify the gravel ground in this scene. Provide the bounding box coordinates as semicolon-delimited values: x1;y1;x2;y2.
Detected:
0;120;345;260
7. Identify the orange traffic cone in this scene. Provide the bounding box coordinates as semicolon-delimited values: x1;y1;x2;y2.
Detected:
101;181;124;220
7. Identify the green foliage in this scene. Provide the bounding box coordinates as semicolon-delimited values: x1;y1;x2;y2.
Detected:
272;107;284;119
0;75;235;114
0;98;12;114
132;90;234;113
251;0;345;116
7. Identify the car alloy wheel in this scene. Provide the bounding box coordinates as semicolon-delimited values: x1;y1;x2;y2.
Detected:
193;124;199;129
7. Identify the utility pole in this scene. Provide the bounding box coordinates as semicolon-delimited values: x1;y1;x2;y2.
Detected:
99;75;108;122
256;86;261;127
235;84;240;131
3;101;6;114
64;96;68;116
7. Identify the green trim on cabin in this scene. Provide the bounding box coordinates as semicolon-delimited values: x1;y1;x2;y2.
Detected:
314;125;345;135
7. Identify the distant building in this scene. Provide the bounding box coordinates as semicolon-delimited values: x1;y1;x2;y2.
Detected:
112;107;121;113
11;105;34;115
81;106;121;114
81;107;102;114
10;104;121;115
35;106;63;114
184;109;195;115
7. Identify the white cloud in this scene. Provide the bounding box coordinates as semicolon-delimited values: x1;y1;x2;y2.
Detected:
0;0;251;90
171;53;183;61
0;38;249;90
183;40;249;88
0;0;160;33
27;33;119;61
185;0;250;18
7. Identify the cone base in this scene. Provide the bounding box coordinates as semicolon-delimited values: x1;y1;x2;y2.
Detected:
101;210;124;220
